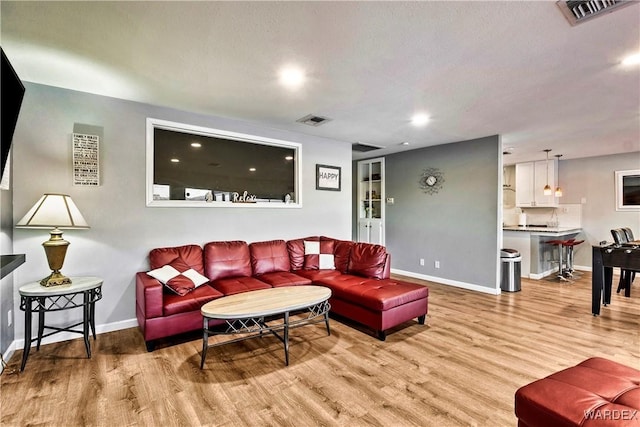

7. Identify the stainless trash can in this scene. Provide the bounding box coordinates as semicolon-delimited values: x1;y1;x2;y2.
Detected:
500;249;522;292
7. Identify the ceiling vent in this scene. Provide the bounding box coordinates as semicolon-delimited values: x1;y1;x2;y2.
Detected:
296;114;331;127
352;142;384;152
556;0;634;26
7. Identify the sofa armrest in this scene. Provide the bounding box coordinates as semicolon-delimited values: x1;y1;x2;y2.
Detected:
382;253;391;279
136;271;164;319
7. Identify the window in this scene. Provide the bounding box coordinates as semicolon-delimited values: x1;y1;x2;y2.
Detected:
146;118;301;207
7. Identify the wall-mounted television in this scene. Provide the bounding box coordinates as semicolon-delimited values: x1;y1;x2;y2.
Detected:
1;48;26;178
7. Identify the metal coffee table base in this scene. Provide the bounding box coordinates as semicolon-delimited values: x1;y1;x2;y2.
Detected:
201;300;330;368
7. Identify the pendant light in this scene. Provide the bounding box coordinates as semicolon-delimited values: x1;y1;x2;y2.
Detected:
543;149;552;196
554;154;563;197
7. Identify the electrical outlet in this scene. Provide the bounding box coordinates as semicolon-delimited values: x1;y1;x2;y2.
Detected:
7;310;12;327
419;258;425;266
435;261;440;269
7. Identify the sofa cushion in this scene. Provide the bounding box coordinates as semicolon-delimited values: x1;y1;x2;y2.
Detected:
204;241;252;281
249;240;291;275
348;243;388;279
211;276;272;296
149;244;204;274
317;276;429;311
147;257;209;296
333;240;354;274
287;236;319;270
304;240;335;270
294;268;343;282
163;284;224;317
255;271;312;287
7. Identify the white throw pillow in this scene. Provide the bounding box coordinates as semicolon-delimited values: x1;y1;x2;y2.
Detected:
147;259;209;296
303;240;335;270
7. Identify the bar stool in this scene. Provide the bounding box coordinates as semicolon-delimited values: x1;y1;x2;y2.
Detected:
562;239;584;278
546;239;570;281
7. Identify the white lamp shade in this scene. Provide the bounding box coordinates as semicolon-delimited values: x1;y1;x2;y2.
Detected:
16;193;89;229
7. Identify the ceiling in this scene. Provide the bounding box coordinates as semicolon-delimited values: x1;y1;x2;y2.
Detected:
2;1;639;164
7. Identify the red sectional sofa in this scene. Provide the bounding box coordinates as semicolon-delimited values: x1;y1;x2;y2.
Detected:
136;236;429;351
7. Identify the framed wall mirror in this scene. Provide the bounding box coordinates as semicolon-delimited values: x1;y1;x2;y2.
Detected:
146;118;301;207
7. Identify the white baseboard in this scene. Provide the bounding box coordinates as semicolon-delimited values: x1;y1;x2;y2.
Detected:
391;269;501;295
529;270;554;280
10;317;138;355
1;344;15;375
530;265;591;280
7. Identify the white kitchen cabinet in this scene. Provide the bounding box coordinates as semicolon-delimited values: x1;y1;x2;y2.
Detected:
515;159;558;207
357;157;385;245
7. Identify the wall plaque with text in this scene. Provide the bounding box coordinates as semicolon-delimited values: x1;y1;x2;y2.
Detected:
73;133;100;186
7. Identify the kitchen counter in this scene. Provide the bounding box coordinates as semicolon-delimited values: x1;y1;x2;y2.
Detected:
503;226;582;236
1;254;26;279
503;227;583;279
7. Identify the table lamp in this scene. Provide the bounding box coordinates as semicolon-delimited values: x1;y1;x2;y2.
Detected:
16;193;89;287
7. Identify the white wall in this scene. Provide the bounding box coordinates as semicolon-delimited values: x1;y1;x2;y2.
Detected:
10;83;352;342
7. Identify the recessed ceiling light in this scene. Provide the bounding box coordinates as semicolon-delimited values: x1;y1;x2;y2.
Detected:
191;142;202;148
622;52;640;66
279;66;305;89
170;158;180;163
411;113;430;127
400;142;410;146
249;167;256;172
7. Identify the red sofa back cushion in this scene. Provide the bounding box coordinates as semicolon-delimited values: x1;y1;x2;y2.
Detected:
204;241;252;281
348;242;387;279
333;240;354;273
287;236;319;270
149;244;204;275
249;240;291;275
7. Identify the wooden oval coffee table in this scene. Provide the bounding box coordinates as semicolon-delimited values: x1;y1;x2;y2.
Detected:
200;285;331;368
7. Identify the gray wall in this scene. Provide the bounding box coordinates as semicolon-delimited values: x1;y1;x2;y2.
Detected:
559;152;640;268
1;166;15;357
9;83;352;346
383;135;501;292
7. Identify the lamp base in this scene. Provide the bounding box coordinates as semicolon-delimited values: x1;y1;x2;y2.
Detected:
40;228;72;287
40;271;72;287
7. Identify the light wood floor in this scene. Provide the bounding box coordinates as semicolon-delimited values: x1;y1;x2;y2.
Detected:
1;272;638;427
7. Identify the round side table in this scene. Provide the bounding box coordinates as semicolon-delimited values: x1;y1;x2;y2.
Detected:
19;276;103;371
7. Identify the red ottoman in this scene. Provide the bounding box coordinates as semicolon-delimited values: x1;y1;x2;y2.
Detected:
515;357;640;427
